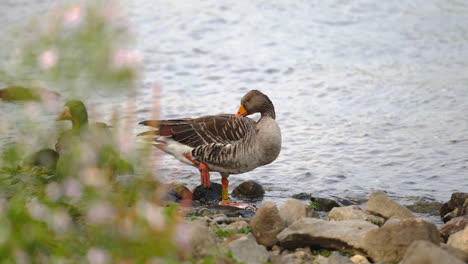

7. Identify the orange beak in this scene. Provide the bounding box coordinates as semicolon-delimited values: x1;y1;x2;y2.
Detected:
235;105;248;117
56;106;72;121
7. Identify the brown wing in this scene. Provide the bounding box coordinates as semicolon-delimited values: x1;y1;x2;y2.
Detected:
138;114;256;148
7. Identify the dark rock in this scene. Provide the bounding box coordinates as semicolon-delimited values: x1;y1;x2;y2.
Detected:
407;200;443;216
310;196;340;212
250;202;286;247
277;218;378;255
362;218;440;263
279;199;317;226
365;190;415;219
193;182;222;204
439;216;468;242
400;240;465;264
292;193;311;200
440;192;468;223
232;180;265;199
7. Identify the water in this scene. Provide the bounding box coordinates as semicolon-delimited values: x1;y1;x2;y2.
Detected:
1;1;467;216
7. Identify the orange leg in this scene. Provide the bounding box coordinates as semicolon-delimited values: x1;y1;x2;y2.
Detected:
221;177;230;204
183;152;210;188
220;177;251;209
198;162;210;188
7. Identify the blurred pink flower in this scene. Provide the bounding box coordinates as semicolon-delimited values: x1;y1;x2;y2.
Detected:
27;200;48;220
51;210;71;232
173;223;193;251
111;49;141;71
137;202;165;231
46;182;62;201
63;179;83;200
38;49;58;69
86;202;116;225
86;248;110;264
64;6;82;26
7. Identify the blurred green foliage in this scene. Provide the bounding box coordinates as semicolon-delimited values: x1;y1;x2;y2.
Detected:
1;0;139;96
0;1;194;263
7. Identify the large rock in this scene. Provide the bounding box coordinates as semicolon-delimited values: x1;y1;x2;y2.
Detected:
440;244;468;263
328;205;385;226
232;180;265;199
447;226;468;253
362;218;440;263
439;216;468;242
250;202;286;247
279;199;317;226
277;218;378;255
400;240;465;264
182;220;219;258
440;192;468;223
365;190;415;219
228;233;269;264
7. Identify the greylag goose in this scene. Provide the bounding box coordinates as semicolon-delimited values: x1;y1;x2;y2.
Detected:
54;100;133;178
138;90;281;206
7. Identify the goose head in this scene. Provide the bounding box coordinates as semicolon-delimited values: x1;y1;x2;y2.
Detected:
236;90;276;119
56;100;89;133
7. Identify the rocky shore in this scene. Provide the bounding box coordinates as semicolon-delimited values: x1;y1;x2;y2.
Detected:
168;182;468;264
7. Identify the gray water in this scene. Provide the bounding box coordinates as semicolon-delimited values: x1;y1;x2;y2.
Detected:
1;1;467;213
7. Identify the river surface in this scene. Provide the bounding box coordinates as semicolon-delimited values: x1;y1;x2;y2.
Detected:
1;1;468;222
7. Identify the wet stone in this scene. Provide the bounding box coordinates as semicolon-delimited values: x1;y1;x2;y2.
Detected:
193;182;222;204
292;192;311;200
232;180;265;199
310;196;340;212
440;192;468;223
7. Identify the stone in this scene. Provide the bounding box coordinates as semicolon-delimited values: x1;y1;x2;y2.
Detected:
279;199;317;226
439;216;468;242
250;202;286;247
193;182;222;204
161;183;192;203
292;192;311;200
269;255;289;264
310;196;340;212
447;226;468;253
183;220;219;258
228;233;269;264
440;192;468;223
328;205;385;226
400;240;465;264
189;205;255;218
277;218;378;255
365;190;415;219
350;255;370;264
362;218;440;263
328;251;353;264
406;200;443;216
225;220;249;233
232;180;265;199
440;244;468;263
